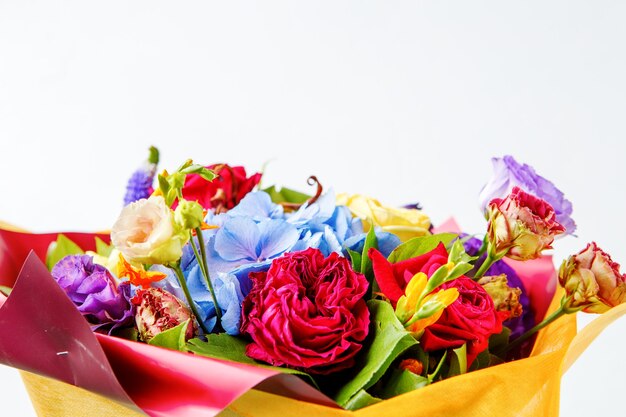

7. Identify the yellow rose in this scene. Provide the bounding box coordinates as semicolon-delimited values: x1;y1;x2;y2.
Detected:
336;193;431;242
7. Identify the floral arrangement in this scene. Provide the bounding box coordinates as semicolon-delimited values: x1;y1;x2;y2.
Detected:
0;149;624;417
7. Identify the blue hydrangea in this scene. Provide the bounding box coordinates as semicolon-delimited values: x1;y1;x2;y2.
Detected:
153;189;402;335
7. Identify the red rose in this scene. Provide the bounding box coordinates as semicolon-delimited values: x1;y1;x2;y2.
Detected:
240;248;370;375
420;277;503;364
368;243;449;303
181;164;262;211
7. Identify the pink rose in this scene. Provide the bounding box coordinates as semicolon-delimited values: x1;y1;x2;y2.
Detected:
240;248;370;375
486;187;565;261
131;287;197;343
559;242;626;313
420;277;503;365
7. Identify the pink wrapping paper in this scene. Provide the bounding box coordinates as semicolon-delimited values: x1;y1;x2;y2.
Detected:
0;229;336;417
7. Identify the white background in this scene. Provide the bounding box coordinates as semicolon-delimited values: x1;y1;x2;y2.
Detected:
1;1;625;416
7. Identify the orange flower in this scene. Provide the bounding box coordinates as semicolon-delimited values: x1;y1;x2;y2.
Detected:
117;254;167;288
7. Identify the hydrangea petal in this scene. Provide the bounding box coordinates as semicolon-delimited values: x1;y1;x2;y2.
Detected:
215;217;261;261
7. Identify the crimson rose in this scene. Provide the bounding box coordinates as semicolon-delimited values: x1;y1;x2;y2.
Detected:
420;277;503;364
181;164;262;211
240;248;370;375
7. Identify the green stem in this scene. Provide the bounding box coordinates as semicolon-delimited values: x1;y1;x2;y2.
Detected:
499;304;568;356
474;253;497;279
195;227;223;332
170;264;210;335
476;236;489;258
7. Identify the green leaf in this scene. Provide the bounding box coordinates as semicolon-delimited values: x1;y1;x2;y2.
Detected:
46;234;85;270
387;233;458;263
469;349;491;372
347;249;362;272
95;237;113;257
343;389;382;411
427;350;448;382
262;185;311;204
157;174;170;195
379;369;429;399
360;226;378;292
447;239;478;264
332;300;418;407
187;334;318;388
187;333;252;363
488;326;511;354
181;165;216;182
148;320;189;351
447;344;468;377
0;285;11;296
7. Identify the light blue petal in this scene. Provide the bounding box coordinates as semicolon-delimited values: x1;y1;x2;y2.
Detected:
215;217;261;261
257;219;300;260
215;274;245;335
343;230;401;258
325;227;343;254
227;191;283;220
291;230;323;252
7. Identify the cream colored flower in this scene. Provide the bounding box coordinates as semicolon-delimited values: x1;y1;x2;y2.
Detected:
336;193;430;242
111;195;189;265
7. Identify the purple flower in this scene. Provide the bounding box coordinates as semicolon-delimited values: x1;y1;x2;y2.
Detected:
478;155;576;235
51;255;134;334
123;146;159;206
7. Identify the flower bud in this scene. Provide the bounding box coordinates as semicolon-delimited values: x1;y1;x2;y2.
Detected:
131;287;198;343
478;274;523;320
399;358;424;376
486;187;565;261
559;242;626;313
174;199;204;230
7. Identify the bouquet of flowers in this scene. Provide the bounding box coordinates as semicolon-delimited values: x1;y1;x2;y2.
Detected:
0;149;624;417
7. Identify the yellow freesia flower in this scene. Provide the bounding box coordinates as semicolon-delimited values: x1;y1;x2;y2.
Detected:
396;272;459;336
336;193;431;242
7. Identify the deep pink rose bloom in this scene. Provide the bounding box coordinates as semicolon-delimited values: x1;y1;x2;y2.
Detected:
240;248;370;375
420;277;503;365
181;164;262;211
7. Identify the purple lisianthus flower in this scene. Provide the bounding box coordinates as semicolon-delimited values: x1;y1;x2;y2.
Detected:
462;236;534;339
123;146;159;206
478;155;576;235
52;255;134;334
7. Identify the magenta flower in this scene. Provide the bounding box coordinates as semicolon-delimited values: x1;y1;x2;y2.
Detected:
240;248;370;375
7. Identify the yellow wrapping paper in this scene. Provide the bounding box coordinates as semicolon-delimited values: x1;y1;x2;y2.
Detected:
20;290;626;417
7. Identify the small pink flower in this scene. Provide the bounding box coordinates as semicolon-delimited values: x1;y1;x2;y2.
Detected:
132;287;197;343
486;187;565;261
559;242;626;313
